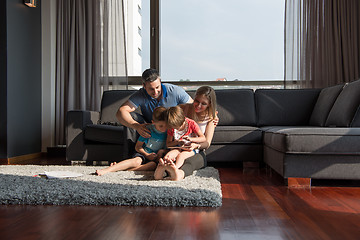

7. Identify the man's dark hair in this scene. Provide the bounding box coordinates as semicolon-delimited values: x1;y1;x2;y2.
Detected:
142;68;160;83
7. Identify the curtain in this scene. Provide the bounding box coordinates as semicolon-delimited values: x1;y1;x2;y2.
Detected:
55;0;127;145
284;0;360;89
100;0;128;91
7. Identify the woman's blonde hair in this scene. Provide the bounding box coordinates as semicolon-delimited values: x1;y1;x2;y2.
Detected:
193;86;217;121
166;106;186;129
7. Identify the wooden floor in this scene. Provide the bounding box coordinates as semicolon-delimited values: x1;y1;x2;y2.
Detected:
1;157;360;240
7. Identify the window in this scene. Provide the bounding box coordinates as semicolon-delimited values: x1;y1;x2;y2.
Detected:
141;0;150;72
125;0;284;89
160;0;284;84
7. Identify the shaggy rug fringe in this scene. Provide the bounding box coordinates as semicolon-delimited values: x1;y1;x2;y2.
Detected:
0;165;222;207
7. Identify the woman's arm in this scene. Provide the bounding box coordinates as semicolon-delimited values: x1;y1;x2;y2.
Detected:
198;121;215;150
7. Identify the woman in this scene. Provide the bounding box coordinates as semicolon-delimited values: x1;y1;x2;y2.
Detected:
162;86;217;180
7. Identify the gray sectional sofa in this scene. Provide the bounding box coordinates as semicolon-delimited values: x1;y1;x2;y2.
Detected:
66;78;360;184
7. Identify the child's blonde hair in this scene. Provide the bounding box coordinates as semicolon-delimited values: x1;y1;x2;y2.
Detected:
166;106;185;129
152;106;167;122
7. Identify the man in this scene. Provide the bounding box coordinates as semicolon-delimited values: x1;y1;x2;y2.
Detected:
116;68;193;142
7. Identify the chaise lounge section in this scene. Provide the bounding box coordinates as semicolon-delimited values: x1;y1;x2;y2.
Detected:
262;80;360;186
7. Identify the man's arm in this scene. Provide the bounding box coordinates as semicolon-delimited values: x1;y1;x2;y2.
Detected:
186;96;193;103
116;100;151;138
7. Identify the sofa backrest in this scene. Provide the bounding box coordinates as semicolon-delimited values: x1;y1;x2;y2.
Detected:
351;108;360;127
308;84;344;127
325;78;360;127
186;90;196;99
99;90;137;124
214;89;257;126
255;89;321;126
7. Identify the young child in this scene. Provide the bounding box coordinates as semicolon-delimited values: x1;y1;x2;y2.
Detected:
154;106;206;180
96;107;168;176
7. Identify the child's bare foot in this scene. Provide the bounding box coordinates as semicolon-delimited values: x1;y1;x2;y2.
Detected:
158;158;165;165
154;164;166;180
95;169;109;176
165;162;185;181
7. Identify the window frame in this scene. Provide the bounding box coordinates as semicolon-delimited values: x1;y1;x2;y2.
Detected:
150;0;160;71
132;0;283;89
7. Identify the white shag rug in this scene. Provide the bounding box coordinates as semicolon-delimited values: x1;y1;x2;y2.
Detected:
0;165;222;207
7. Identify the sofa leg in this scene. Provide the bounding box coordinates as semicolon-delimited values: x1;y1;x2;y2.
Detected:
287;178;311;188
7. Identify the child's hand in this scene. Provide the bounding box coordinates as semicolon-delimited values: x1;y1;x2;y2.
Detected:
164;150;178;163
156;149;167;159
182;136;191;142
163;155;174;163
146;152;157;161
181;143;198;151
179;136;191;146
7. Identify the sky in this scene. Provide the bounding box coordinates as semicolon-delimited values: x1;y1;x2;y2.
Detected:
142;0;285;81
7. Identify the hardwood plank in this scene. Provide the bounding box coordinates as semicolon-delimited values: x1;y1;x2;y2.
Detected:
287;177;311;188
243;161;259;168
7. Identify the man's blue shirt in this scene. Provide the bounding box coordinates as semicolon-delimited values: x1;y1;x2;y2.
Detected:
128;83;190;122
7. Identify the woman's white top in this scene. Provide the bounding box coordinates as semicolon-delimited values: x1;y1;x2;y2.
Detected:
197;121;208;134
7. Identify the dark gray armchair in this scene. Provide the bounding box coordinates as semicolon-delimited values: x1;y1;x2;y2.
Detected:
66;90;136;165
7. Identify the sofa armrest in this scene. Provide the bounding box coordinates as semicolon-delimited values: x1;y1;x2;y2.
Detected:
66;110;100;142
66;110;100;161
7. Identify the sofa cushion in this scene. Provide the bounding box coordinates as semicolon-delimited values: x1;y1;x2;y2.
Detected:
186;90;196;99
255;89;321;126
309;84;344;126
84;124;126;144
351;106;360;127
216;89;257;126
325;78;360;127
263;127;360;154
212;126;262;144
99;90;137;125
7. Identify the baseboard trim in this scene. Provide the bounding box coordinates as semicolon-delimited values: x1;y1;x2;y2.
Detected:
0;158;8;165
0;152;43;165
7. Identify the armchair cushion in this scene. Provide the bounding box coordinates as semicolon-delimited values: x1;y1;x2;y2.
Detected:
99;90;136;125
84;124;126;144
